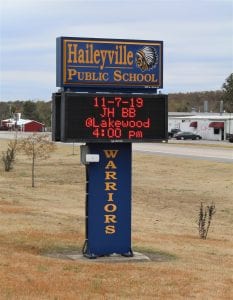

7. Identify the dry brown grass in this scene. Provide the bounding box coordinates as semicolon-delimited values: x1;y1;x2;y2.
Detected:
0;140;232;299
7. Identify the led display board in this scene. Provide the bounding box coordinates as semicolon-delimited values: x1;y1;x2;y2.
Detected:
56;37;163;90
53;92;167;143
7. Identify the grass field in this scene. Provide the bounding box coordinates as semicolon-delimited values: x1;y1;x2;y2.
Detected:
0;140;232;299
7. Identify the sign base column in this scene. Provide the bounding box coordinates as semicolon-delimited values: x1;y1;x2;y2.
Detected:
82;143;133;258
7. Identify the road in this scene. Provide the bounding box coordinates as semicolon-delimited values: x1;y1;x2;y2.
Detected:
0;131;232;163
133;141;233;163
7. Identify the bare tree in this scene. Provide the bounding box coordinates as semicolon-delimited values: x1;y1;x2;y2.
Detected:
18;133;56;187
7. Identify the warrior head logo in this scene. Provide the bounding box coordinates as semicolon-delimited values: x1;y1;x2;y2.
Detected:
136;46;158;71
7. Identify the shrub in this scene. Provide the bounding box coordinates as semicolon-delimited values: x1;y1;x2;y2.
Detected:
2;139;17;171
198;202;216;239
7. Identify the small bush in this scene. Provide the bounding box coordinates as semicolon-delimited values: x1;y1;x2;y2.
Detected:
198;202;216;239
2;139;17;171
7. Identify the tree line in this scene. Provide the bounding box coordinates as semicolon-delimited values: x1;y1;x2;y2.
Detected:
0;100;51;128
169;74;233;112
0;74;232;126
168;90;225;112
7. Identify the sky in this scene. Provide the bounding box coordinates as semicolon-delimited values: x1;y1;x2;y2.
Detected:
0;0;232;101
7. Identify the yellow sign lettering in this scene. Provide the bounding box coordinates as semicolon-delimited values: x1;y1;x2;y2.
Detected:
105;171;117;180
105;225;116;234
67;43;78;63
105;182;117;191
103;149;119;158
104;215;117;223
107;193;114;202
104;203;117;213
67;68;77;80
105;160;117;169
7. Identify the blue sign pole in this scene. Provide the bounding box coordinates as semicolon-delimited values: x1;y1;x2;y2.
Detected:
82;143;133;258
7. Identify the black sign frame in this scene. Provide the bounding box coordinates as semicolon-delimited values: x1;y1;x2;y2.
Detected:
52;92;168;143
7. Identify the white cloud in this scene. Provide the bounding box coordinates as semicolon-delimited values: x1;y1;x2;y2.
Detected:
0;0;232;100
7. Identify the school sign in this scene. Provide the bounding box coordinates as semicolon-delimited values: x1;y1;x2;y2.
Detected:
54;36;166;258
56;37;163;90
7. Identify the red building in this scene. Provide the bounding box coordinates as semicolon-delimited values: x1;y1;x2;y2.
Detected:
21;120;45;132
1;118;45;132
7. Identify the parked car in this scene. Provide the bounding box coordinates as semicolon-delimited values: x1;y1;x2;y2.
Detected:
168;128;181;138
0;125;9;131
229;134;233;143
174;131;202;140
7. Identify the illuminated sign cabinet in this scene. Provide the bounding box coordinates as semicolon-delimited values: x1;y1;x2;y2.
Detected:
56;37;163;91
52;92;168;143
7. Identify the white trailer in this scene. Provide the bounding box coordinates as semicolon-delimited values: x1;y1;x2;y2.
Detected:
168;113;233;141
